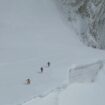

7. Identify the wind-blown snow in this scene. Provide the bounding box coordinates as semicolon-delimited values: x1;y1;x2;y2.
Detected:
0;0;105;105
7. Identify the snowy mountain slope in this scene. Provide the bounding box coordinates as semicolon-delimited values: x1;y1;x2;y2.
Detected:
0;0;105;105
55;0;105;49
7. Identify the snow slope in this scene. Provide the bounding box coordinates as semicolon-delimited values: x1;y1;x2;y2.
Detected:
0;0;105;105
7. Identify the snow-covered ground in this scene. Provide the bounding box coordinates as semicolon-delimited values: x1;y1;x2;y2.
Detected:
0;0;105;105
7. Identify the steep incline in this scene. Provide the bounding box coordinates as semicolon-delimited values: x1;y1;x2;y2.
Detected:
55;0;105;49
0;0;105;105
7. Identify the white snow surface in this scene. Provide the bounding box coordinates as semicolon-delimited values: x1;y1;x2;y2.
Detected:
0;0;105;105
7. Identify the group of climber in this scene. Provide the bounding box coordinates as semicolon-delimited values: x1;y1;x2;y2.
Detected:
25;61;51;85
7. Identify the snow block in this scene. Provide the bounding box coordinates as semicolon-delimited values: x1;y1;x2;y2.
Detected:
69;60;103;83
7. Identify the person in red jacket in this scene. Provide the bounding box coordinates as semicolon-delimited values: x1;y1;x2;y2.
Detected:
26;78;31;85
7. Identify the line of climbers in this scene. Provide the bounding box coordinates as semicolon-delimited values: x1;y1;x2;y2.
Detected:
25;61;51;85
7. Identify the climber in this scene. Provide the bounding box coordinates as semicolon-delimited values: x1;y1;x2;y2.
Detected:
40;67;43;73
47;61;51;67
26;78;31;85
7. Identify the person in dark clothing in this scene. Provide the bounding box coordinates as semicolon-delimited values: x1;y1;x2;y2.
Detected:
40;67;43;73
47;62;50;67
